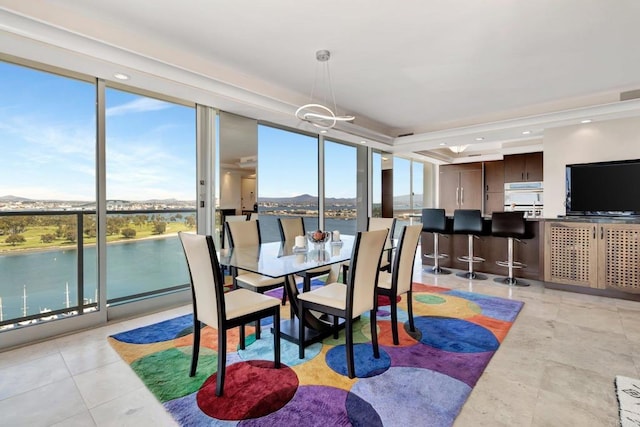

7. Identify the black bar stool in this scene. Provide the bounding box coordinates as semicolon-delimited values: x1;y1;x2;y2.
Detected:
491;211;529;287
453;209;487;280
421;208;451;275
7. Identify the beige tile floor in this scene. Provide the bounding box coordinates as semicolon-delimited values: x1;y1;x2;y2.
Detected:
0;256;634;426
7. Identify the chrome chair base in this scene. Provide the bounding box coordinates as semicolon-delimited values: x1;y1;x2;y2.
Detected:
424;265;451;275
494;276;529;287
456;271;488;280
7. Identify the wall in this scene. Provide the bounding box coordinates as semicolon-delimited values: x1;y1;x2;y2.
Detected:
544;116;640;217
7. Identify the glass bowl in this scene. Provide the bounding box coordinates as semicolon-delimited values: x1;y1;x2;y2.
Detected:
307;230;331;244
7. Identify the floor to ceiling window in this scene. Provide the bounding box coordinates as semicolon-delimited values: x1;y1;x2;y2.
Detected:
324;139;357;236
104;88;196;304
372;152;382;217
0;60;96;326
257;125;319;242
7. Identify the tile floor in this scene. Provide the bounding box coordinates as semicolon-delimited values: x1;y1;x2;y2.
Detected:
0;257;634;426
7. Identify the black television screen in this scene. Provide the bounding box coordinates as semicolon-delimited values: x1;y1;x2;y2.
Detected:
566;159;640;216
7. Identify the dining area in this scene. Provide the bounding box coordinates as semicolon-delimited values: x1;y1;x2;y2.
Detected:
178;215;423;395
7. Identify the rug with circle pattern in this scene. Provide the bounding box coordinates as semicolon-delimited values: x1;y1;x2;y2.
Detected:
108;282;524;426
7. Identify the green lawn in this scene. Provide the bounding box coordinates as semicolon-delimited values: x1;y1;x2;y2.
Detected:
0;221;196;253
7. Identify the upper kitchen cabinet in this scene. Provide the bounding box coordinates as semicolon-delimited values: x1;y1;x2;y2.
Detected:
439;163;483;215
484;160;504;193
504;152;543;182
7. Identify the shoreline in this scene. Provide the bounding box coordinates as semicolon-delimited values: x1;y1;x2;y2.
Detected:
0;231;187;257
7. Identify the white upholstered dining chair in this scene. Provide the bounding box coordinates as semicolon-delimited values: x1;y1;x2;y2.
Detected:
342;217;396;283
225;220;287;338
178;232;281;397
376;224;422;345
297;228;388;378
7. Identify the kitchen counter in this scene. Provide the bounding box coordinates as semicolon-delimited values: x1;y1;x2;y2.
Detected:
421;217;543;280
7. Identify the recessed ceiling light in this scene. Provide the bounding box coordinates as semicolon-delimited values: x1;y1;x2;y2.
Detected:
522;130;532;135
113;73;130;80
475;137;484;141
381;156;388;161
581;119;592;124
439;142;446;146
319;130;327;134
360;140;367;144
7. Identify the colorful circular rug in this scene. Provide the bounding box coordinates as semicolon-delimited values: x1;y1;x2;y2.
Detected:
109;282;523;426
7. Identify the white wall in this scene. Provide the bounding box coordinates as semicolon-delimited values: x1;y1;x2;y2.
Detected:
544;116;640;217
220;170;242;213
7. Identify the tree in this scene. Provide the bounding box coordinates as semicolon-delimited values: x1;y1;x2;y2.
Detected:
121;228;137;238
40;233;56;243
184;215;196;228
152;221;166;234
5;234;26;246
65;230;77;243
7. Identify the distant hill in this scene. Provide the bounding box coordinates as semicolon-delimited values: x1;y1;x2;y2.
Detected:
0;195;32;202
259;194;355;204
259;193;421;205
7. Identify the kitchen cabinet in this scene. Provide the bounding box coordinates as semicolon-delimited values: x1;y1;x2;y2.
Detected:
545;221;640;292
439;163;482;215
484;160;504;216
504;152;543;182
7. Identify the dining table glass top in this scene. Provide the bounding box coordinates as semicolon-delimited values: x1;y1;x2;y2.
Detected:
219;235;357;278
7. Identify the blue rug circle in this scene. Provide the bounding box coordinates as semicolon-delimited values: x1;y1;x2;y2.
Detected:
416;316;499;353
113;314;194;344
326;343;391;378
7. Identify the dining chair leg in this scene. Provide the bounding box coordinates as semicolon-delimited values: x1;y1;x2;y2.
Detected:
407;290;416;334
216;329;227;397
389;297;399;345
281;287;287;306
239;324;246;350
370;309;380;358
333;316;339;339
298;301;305;359
189;319;201;377
255;319;261;340
273;308;281;368
341;265;349;284
346;318;355;379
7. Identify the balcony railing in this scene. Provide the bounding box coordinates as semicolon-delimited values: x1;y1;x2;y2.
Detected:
0;208;196;330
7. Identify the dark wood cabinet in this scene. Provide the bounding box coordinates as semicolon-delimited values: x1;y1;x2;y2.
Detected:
485;192;504;216
504;152;543;182
483;160;504;216
484;160;504;192
439;163;482;215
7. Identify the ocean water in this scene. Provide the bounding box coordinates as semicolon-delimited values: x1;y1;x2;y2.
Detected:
0;214;358;322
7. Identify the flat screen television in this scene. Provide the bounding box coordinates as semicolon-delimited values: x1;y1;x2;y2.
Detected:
566;159;640;216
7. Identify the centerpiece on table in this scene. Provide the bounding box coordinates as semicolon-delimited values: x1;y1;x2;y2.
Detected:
307;229;331;250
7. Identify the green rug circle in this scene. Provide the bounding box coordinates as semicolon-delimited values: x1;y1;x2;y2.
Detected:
415;294;446;304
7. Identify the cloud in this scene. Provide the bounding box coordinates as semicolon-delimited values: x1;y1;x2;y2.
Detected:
106;98;171;117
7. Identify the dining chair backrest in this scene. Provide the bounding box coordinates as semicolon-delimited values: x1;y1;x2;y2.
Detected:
348;228;388;318
178;232;224;329
226;219;261;248
278;217;305;243
248;213;259;221
368;217;396;248
392;224;422;295
223;215;249;248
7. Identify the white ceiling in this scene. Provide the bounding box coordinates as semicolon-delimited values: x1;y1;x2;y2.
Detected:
2;0;640;163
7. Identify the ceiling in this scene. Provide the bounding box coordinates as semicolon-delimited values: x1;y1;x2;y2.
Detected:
2;0;640;163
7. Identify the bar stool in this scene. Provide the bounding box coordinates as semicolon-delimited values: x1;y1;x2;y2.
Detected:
491;211;529;287
421;208;451;275
453;209;487;280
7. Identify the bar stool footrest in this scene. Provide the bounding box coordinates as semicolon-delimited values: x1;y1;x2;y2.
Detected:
496;260;527;269
458;255;485;263
424;253;449;260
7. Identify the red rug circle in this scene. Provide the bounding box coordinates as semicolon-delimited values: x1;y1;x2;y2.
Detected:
196;360;298;420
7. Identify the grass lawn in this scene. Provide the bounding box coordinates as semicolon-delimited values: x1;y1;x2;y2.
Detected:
0;221;196;253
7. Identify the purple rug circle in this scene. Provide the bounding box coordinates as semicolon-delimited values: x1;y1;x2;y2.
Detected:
239;385;382;426
326;344;391;378
415;316;499;353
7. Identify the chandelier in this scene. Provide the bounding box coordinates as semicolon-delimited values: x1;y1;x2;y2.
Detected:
448;145;469;154
295;50;355;130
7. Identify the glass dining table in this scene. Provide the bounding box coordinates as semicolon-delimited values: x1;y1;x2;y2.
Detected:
218;235;364;345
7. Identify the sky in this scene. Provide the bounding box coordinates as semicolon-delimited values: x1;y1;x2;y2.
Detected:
0;60;420;203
